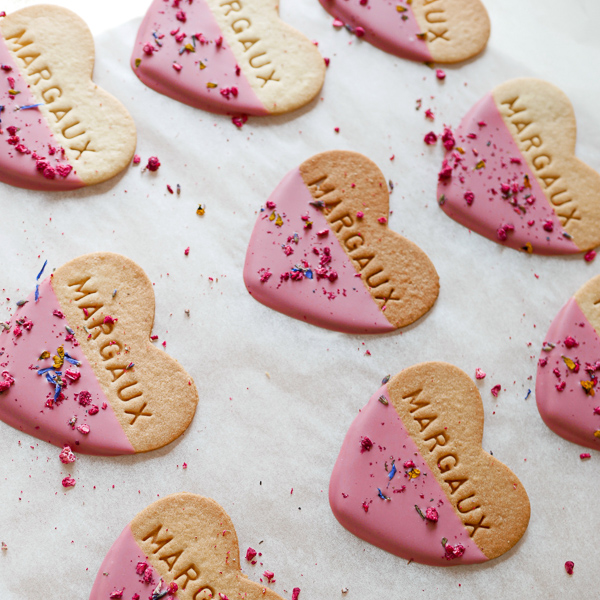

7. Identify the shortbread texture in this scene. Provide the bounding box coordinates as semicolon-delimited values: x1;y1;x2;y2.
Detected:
207;0;325;114
412;0;490;63
132;494;285;600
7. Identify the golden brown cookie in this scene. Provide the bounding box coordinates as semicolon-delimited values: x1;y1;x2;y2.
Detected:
244;150;439;333
89;493;285;600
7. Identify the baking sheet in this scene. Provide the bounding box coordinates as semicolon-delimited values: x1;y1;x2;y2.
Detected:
1;0;599;598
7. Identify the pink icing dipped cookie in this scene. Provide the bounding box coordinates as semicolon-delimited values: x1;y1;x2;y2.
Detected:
132;0;326;116
0;6;136;190
89;493;285;600
330;363;530;565
0;253;198;455
438;79;600;255
319;0;490;63
243;151;439;333
536;275;600;451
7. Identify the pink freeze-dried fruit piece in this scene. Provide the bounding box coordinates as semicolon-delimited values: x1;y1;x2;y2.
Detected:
59;445;76;464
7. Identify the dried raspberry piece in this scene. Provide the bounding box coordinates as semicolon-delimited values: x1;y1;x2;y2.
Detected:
59;446;76;464
360;436;373;453
146;156;161;171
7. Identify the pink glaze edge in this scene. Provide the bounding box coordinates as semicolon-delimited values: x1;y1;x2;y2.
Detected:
437;92;579;255
243;168;395;334
89;524;151;600
536;297;600;450
0;34;84;191
318;0;431;62
131;0;268;115
0;278;135;456
329;385;488;565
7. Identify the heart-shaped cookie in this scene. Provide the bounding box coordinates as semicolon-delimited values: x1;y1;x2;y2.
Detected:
132;0;326;116
0;253;198;455
0;7;136;190
243;150;439;334
438;78;600;255
536;275;600;450
89;493;284;600
329;362;530;565
318;0;490;63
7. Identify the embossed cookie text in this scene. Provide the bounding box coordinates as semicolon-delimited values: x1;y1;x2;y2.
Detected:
402;388;493;539
67;277;151;426
141;524;219;600
5;30;96;158
306;175;402;309
218;0;280;87
420;0;451;45
501;95;580;227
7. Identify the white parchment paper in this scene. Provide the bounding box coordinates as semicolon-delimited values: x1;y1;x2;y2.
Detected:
0;0;599;598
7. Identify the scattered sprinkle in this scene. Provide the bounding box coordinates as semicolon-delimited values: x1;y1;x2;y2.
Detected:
146;156;161;172
565;561;574;575
59;446;76;464
360;436;373;453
